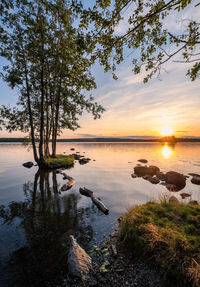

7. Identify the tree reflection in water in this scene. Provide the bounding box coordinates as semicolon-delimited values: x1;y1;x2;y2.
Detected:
0;170;96;287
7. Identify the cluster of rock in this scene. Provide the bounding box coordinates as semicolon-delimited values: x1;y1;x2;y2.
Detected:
132;159;200;191
70;152;91;165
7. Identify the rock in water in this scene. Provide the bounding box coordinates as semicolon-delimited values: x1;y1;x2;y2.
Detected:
180;193;191;199
131;173;137;178
188;173;200;178
191;176;200;185
22;161;33;168
156;172;166;181
138;159;148;163
165;171;186;189
149;166;160;175
68;235;92;280
134;166;154;177
143;174;151;180
148;176;160;184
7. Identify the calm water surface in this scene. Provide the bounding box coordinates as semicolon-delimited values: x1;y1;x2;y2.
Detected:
0;142;200;286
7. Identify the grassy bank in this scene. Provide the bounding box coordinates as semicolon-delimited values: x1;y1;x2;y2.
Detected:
45;154;74;169
119;200;200;286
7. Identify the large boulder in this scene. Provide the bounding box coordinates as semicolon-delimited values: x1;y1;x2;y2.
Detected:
134;166;154;177
67;235;92;280
22;161;33;168
165;171;186;189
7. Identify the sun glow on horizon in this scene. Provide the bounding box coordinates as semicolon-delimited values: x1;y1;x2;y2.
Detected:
161;126;174;137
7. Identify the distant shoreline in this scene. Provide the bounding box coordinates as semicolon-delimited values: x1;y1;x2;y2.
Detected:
1;137;200;143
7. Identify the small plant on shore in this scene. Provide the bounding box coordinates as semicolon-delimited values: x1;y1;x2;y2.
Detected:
119;200;200;287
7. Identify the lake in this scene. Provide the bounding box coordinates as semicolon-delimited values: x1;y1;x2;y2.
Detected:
0;142;200;286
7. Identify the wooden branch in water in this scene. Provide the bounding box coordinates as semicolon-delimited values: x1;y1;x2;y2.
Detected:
79;187;109;215
60;173;75;191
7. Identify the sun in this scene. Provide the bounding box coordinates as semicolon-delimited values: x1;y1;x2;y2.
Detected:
161;126;174;137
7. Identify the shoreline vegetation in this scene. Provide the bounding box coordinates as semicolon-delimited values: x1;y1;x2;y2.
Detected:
118;200;200;287
75;199;200;287
1;137;200;143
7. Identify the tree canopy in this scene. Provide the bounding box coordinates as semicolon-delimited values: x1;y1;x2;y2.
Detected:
84;0;200;82
0;0;104;166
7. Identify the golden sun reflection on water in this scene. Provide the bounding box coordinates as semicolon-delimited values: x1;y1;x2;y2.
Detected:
161;144;173;159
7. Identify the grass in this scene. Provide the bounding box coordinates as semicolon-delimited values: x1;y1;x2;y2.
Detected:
119;199;200;286
45;154;74;169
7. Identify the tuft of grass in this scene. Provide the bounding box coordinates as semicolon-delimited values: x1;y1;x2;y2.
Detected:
119;200;200;286
45;154;74;169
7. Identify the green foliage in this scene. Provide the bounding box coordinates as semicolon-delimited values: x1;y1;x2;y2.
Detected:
82;0;200;82
0;0;105;164
99;260;110;272
119;200;200;286
45;154;74;169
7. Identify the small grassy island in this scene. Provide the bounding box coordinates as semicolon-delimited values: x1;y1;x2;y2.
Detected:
45;154;75;169
119;200;200;286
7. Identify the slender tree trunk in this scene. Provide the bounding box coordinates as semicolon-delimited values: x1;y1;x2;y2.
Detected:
39;61;45;167
44;89;50;158
52;75;62;157
24;60;39;164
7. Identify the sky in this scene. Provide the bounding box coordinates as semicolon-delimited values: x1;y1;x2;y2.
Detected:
0;1;199;139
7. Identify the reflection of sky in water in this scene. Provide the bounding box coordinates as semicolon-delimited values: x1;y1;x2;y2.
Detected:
0;142;200;285
0;145;200;250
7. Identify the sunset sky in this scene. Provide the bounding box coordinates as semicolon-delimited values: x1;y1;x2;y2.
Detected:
0;2;199;139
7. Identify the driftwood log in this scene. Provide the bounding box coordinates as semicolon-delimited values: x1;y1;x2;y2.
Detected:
79;187;109;214
60;172;75;191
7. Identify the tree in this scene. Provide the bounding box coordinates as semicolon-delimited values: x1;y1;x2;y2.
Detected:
0;0;104;167
83;0;200;82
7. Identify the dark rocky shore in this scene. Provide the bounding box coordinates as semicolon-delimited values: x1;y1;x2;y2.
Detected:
64;236;163;287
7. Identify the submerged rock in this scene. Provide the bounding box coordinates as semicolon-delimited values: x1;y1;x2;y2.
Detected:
165;171;186;189
67;235;92;280
22;161;33;168
180;193;191;199
138;159;148;163
191;176;200;185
